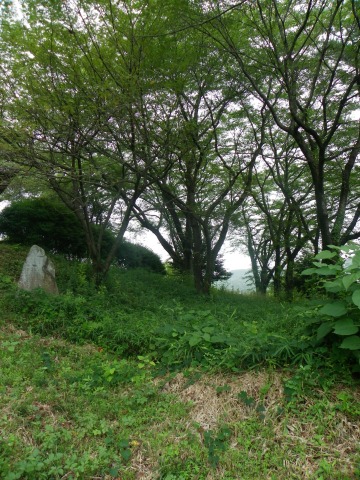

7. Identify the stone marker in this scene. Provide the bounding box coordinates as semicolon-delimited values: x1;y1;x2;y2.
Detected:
18;245;59;294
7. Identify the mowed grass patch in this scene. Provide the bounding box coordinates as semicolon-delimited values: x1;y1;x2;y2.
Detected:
1;323;359;479
0;323;192;479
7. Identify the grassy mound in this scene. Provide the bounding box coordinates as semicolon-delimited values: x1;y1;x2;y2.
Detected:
0;243;308;369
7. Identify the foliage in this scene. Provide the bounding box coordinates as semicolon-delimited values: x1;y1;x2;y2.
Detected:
0;0;171;281
0;197;165;273
0;325;183;479
0;241;359;375
301;243;360;366
0;243;308;369
115;241;165;274
153;306;310;372
0;197;87;257
1;1;358;293
203;425;232;468
209;0;359;250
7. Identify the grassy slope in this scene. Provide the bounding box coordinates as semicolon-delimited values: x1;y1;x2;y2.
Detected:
0;243;304;364
0;243;359;479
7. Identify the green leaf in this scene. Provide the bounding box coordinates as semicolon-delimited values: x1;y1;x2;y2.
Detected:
351;252;360;268
352;290;360;308
203;333;211;342
238;391;255;406
319;302;347;317
333;318;359;336
315;250;337;260
316;267;338;276
327;264;342;271
324;279;343;293
346;263;360;272
338;245;353;253
120;448;131;461
316;322;334;340
339;336;360;350
189;336;202;347
342;273;360;291
202;326;215;333
119;439;129;448
301;268;317;276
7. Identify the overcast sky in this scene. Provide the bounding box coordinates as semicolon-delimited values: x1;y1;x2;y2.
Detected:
129;230;251;270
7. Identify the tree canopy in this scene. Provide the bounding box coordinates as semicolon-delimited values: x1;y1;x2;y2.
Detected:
0;0;359;295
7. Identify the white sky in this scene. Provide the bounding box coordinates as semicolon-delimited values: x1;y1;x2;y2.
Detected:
129;229;251;270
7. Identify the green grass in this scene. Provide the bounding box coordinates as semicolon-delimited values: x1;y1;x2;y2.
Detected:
0;243;308;368
0;243;359;478
0;323;359;479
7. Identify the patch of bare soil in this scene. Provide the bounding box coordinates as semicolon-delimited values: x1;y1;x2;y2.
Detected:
140;370;360;479
162;370;284;428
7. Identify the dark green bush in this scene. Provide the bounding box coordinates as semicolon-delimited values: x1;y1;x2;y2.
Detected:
0;197;165;274
0;197;86;256
115;241;165;274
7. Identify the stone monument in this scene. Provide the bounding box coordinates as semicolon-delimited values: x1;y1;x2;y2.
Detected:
18;245;59;294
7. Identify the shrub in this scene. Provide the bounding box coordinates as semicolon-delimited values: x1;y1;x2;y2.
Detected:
115;241;165;274
301;242;360;367
0;197;164;273
0;197;87;256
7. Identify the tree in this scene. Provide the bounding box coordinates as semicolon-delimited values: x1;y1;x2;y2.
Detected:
229;119;320;298
0;0;169;282
205;0;360;249
132;78;265;293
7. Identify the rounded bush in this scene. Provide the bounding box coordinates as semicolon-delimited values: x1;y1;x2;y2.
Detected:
0;197;164;273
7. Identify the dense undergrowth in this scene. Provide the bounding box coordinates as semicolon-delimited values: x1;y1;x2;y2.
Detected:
1;243;313;370
0;243;359;478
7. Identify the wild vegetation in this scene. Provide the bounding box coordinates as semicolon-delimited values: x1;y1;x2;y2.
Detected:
0;0;359;478
1;243;360;478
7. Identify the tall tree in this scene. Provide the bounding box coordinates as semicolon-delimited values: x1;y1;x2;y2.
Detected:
205;0;360;248
132;76;266;293
0;0;170;281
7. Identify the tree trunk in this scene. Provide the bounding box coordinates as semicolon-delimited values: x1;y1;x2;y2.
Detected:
284;258;295;302
273;246;282;297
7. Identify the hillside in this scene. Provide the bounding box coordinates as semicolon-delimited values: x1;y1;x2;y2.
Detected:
0;243;359;479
